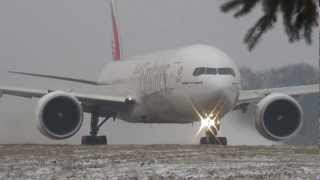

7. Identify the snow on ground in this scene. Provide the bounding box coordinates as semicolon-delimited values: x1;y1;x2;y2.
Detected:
0;145;319;180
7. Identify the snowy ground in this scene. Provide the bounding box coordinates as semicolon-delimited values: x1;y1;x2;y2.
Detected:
0;145;319;180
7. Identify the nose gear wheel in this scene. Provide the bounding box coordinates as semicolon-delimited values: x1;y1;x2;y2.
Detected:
200;126;227;145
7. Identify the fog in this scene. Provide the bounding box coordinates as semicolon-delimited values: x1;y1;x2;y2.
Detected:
0;0;317;145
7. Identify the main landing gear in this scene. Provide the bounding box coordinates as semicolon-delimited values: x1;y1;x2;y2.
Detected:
81;112;116;145
200;126;227;145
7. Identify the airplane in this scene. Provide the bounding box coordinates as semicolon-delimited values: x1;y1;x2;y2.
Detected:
0;0;318;145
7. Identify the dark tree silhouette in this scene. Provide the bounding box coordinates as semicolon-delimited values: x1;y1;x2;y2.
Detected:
221;0;318;50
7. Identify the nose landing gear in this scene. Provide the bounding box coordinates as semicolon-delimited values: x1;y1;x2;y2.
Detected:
200;126;227;145
81;112;116;145
200;136;227;145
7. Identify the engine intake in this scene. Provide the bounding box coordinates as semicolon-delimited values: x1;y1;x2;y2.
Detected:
255;93;303;141
37;91;83;139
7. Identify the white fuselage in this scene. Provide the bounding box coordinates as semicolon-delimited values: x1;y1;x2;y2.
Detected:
97;45;241;124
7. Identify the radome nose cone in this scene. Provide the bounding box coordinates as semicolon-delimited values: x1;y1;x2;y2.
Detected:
213;77;237;108
213;77;234;92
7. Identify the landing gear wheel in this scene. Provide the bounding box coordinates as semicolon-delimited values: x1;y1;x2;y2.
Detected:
217;137;227;145
80;111;116;145
200;136;227;145
200;137;209;144
81;135;107;145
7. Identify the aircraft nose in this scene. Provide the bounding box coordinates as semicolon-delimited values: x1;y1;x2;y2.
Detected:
210;76;239;107
215;77;234;91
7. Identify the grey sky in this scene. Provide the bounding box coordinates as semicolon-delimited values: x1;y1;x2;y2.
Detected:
0;0;317;144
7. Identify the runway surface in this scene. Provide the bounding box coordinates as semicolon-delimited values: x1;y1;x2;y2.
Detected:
0;145;319;180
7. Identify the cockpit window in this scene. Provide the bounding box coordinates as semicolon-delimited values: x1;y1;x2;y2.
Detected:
207;68;217;75
193;67;235;77
192;67;205;76
218;68;235;77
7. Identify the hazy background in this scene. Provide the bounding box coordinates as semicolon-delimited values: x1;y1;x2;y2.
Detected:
0;0;317;145
240;64;318;145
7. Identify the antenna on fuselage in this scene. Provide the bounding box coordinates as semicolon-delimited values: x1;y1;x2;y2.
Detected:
110;0;122;61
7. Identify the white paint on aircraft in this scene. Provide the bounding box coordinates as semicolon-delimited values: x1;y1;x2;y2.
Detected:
0;0;318;143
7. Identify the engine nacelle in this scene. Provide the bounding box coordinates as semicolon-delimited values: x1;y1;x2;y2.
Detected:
255;93;303;141
37;91;83;139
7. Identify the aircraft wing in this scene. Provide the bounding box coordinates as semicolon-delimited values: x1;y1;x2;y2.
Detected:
8;71;105;85
0;86;135;113
236;84;319;109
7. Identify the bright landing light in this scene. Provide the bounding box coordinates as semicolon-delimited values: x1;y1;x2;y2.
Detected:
196;113;221;137
190;99;224;138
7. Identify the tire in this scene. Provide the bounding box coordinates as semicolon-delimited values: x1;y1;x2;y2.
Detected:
200;136;227;145
81;135;107;145
217;137;227;146
200;137;209;144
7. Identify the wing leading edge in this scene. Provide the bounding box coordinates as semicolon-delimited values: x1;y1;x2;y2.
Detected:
8;71;107;85
238;84;319;105
0;86;135;113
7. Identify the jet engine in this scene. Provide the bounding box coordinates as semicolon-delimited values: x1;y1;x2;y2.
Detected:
255;93;303;141
37;91;83;139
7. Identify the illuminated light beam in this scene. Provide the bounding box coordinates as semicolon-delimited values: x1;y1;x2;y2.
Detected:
196;115;213;136
184;94;226;144
192;98;226;139
196;108;222;136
